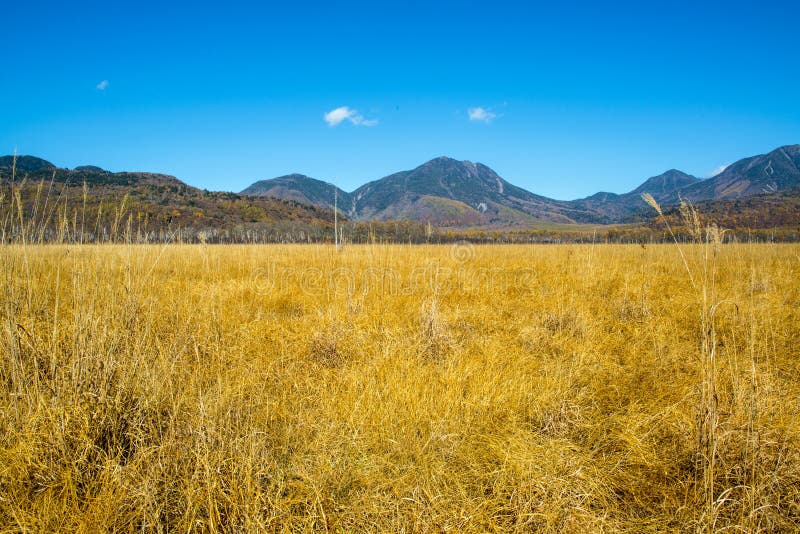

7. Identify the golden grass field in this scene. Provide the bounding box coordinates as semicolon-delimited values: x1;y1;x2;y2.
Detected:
1;242;799;531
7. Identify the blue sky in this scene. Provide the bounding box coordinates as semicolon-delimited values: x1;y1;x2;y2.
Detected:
2;0;798;199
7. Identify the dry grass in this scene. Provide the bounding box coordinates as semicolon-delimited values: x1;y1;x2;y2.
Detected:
1;240;799;532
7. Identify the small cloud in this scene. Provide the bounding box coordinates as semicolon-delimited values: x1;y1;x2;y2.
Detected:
468;106;497;124
96;80;109;91
351;115;378;127
323;106;352;126
323;106;377;127
706;164;729;178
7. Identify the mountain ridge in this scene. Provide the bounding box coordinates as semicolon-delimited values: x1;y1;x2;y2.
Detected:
3;144;798;227
240;145;799;225
681;144;800;201
0;158;337;241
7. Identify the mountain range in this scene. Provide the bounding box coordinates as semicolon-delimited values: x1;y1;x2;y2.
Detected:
241;144;800;225
2;144;799;229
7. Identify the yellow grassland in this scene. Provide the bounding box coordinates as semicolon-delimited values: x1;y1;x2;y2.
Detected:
1;242;799;531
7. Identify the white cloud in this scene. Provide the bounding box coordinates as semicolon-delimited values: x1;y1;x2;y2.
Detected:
468;106;497;124
706;164;729;178
354;116;378;127
96;80;109;91
323;106;377;127
323;106;352;126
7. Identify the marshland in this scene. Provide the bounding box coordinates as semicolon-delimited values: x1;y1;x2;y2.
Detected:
1;240;798;531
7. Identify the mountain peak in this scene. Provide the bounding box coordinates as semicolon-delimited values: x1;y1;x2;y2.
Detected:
281;173;316;181
241;174;349;212
429;155;459;163
75;165;109;173
417;156;487;182
632;169;699;196
0;155;57;173
422;156;472;168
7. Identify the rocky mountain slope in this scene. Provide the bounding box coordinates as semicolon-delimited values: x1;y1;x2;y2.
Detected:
681;144;800;201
